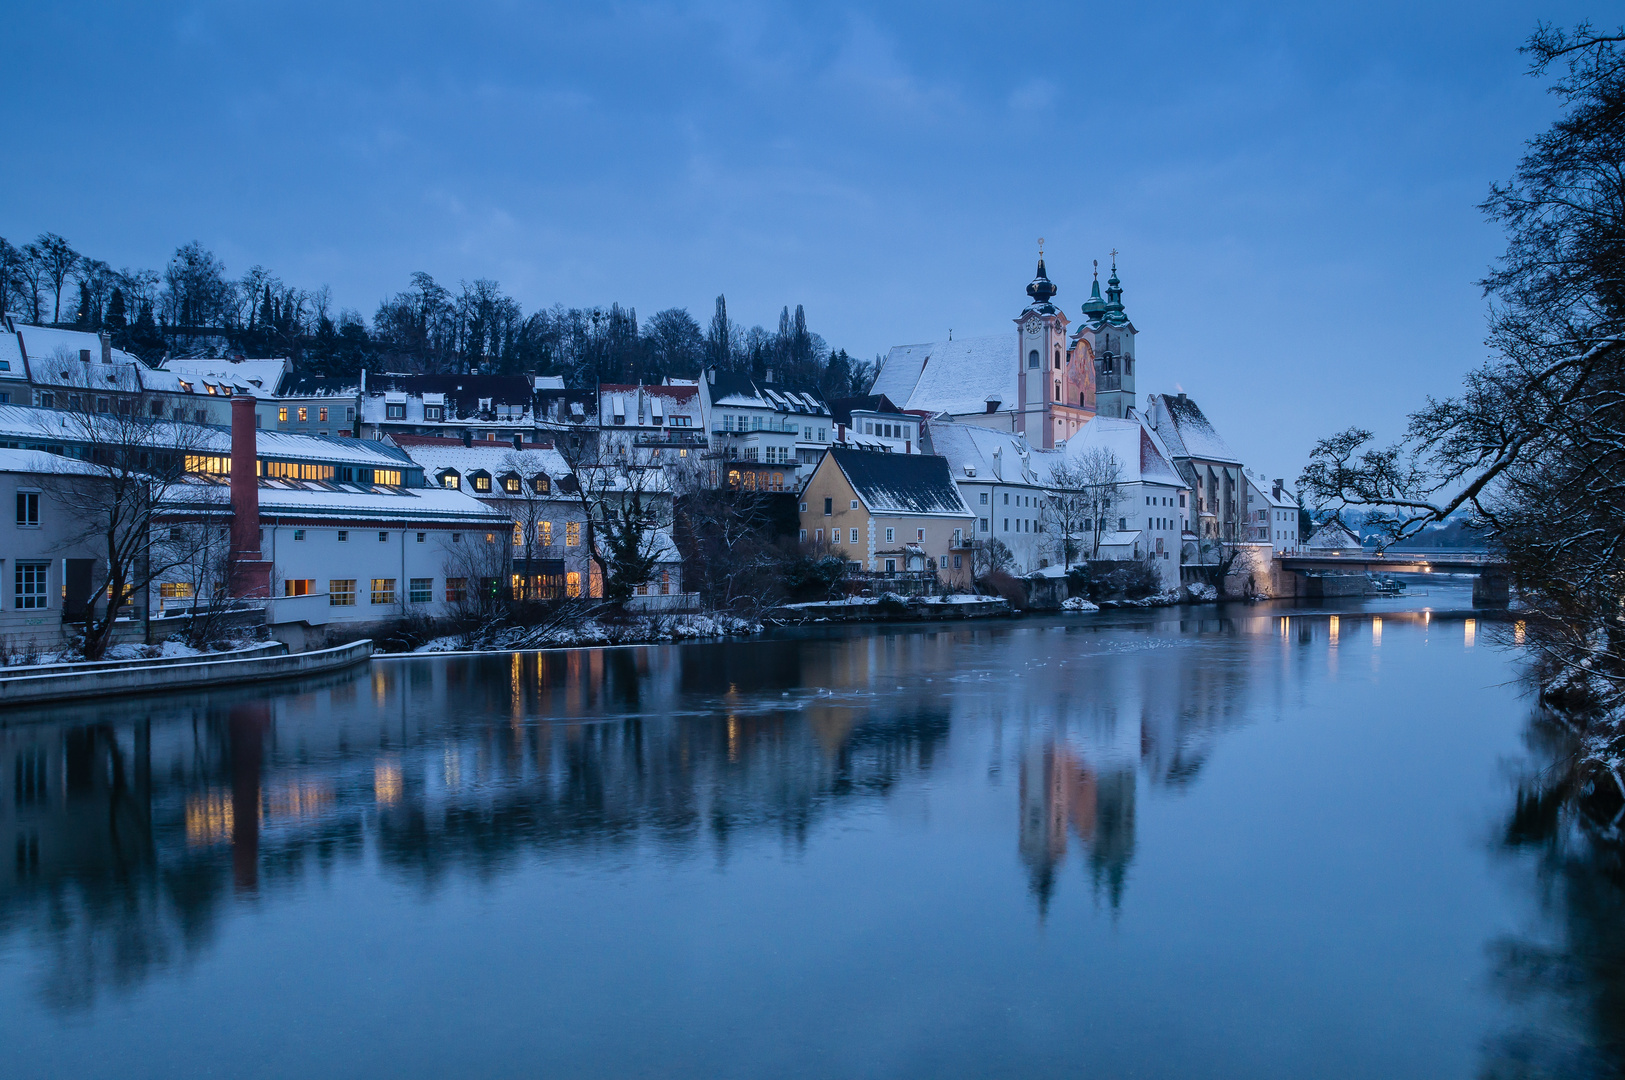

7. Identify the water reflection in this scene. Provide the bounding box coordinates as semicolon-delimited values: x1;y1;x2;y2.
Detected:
0;597;1594;1080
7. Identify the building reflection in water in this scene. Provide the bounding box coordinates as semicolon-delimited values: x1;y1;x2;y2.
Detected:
0;607;1498;1015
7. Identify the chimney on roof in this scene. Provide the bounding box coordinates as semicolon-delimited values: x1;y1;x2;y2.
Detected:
1177;392;1188;404
79;348;91;364
763;367;773;384
513;434;523;451
99;331;112;364
706;368;715;385
1273;478;1284;499
462;430;472;448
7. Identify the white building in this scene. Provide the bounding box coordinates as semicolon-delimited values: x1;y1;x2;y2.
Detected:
1059;416;1190;590
1143;392;1245;542
922;421;1066;574
1243;470;1300;554
698;369;832;490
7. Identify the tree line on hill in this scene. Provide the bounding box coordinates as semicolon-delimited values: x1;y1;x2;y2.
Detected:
0;235;875;396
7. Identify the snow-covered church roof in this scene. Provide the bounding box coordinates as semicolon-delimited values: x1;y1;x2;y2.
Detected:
1145;392;1240;465
872;334;1015;417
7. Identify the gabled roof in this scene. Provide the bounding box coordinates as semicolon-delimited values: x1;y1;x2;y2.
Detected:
398;441;570;489
1061;416;1187;488
277;373;360;398
1147;393;1239;465
704;371;829;414
13;325;140;367
873;334;1014;417
0;331;25;380
157;357;290;394
827;447;972;518
925;421;1043;486
168;477;507;524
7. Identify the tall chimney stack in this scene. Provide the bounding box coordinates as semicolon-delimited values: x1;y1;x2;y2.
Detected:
99;331;112;364
229;395;271;597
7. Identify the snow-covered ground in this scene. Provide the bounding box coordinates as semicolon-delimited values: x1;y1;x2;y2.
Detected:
413;614;763;654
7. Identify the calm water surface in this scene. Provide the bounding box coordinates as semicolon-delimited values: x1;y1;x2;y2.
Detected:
1;583;1616;1078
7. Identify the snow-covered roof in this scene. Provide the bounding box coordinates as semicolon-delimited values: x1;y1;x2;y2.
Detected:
14;325;140;367
157;357;289;394
1306;520;1363;551
400;442;570;489
169;477;508;524
704;371;829;415
0;447;104;477
1245;470;1298;509
925;421;1045;487
1061;416;1187;488
828;447;973;518
0;331;24;380
873;335;1015;417
1146;393;1239;465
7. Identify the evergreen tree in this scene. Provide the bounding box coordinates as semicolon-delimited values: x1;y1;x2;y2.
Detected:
106;287;127;330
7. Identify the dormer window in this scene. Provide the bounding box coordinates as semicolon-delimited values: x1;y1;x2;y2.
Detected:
424;405;443;421
386;403;406;419
532;474;551;494
470;470;492;492
178;381;192;394
501;473;522;494
438;469;460;489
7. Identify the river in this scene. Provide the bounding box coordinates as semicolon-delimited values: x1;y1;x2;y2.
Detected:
0;581;1617;1078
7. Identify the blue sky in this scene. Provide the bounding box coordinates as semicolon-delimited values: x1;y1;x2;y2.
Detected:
0;1;1595;473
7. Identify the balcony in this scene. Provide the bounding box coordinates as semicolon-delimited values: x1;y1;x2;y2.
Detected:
632;430;709;448
711;420;799;435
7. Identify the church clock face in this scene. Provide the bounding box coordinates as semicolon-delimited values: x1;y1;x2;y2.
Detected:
1024;317;1043;336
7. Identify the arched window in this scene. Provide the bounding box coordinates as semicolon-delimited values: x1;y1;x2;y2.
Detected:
1028;349;1040;369
1125;357;1133;376
1053;382;1061;401
1054;349;1061;370
1079;393;1086;407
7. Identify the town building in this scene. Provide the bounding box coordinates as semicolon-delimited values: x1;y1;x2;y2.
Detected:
872;254;1098;448
698;369;832;490
1059;416;1189;589
921;421;1066;574
0;449;109;649
395;435;598;600
797;447;974;590
1243;470;1300;553
595;382;707;463
1143;392;1245;542
828;394;921;453
356;371;594;450
1304;519;1364;554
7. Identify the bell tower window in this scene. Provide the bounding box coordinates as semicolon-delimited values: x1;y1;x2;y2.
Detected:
1054;348;1061;369
1054;382;1061;401
1028;349;1040;369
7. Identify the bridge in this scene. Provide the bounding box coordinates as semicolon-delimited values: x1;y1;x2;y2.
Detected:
1275;549;1510;605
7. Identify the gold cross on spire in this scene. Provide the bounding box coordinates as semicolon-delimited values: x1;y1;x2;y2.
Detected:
1038;237;1045;257
1109;247;1119;264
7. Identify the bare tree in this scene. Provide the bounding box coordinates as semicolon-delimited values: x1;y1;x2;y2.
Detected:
1067;446;1126;559
25;233;80;324
558;440;673;602
971;536;1015;580
1042;458;1095;570
669;458;784;611
38;352;219;658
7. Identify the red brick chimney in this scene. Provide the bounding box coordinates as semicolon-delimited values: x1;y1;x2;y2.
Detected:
229;395;271;597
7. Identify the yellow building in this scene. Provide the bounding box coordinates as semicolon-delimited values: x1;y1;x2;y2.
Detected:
798;448;975;589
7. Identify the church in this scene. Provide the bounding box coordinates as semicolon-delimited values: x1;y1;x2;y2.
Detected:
871;250;1140;448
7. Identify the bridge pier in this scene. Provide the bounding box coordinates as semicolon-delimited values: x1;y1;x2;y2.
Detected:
1472;569;1510;607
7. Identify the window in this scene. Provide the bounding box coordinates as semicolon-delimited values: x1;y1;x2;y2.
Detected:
850;528;858;543
441;470;460;489
979;492;988;505
472;473;491;492
953;528;963;548
533;474;551;493
566;522;581;546
799;502;808;513
445;578;467;603
194;410;207;424
565;572;582;598
329;579;356;606
298;407;308;423
451;532;462;543
160;582;194;600
504;475;521;493
980;518;989;532
337;530;348;542
885;558;897;572
410;578;433;603
284;580;313;597
346;407;356;421
16;490;39;527
818;428;826;441
1004;518;1009;531
1028;349;1040;369
278;406;289;423
832;529;842;544
884;527;895;543
424;405;442;421
824;497;832;516
1003;493;1010;505
378;531;389;542
15;562;47;609
373;469;402;486
815;529;823;543
294;529;306;541
850;500;859;509
538;521;553;545
150;400;164;416
799;529;808;543
371;578;396;604
37;392;52;408
319;407;328;423
513;523;524;546
916;528;925;541
1054;348;1061;370
386;403;406;419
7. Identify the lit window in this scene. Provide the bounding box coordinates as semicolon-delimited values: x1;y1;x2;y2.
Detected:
298;407;308;422
319;407;328;422
566;522;581;546
538;521;552;545
370;578;396;604
283;580;312;597
513;523;524;546
441;471;460;489
329;579;356;606
278;407;289;423
565;572;582;598
445;578;467;603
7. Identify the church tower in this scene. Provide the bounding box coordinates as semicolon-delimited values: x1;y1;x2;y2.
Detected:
1078;255;1137;418
1014;243;1093;448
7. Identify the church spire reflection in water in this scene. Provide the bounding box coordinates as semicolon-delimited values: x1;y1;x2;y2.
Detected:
1019;738;1136;915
